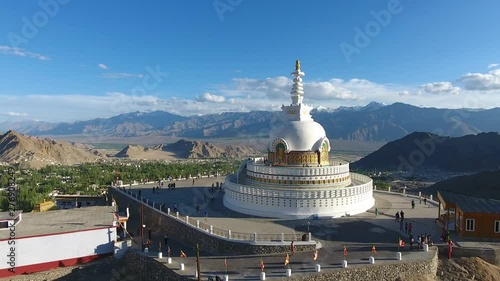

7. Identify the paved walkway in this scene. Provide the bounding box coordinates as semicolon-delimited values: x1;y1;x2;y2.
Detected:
119;178;448;280
128;179;444;242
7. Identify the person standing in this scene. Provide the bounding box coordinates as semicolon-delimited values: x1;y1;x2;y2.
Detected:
408;223;413;233
405;221;408;233
400;210;405;222
290;241;296;255
148;228;152;240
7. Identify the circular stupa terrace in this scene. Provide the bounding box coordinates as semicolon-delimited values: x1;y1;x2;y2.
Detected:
224;158;374;219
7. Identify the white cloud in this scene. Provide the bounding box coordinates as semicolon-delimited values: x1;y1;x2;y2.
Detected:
0;112;28;117
5;64;500;123
458;69;500;91
8;112;28;116
224;76;367;101
488;63;499;69
102;73;144;79
196;93;226;103
98;63;109;70
0;46;50;60
421;82;460;95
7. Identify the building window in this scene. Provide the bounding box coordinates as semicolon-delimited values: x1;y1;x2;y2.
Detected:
495;221;500;233
466;219;475;231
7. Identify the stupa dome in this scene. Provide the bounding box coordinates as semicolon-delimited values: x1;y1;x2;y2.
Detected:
269;120;328;152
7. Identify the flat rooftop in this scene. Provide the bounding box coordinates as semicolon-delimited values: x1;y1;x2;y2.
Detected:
0;210;22;221
0;206;116;240
439;189;500;214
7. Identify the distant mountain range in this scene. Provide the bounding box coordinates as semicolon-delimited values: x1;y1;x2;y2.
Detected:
352;131;500;173
2;102;500;141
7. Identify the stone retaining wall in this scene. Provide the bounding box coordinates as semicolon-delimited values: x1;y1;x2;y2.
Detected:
123;247;439;281
109;187;316;255
437;245;500;265
291;248;439;281
124;250;190;281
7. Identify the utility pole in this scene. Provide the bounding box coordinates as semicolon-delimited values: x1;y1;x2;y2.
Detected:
141;203;144;248
196;244;201;281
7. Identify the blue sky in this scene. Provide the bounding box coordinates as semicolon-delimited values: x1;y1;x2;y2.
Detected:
1;0;500;122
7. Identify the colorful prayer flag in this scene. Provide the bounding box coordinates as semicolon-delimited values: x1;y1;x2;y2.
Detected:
224;256;227;269
372;245;377;255
399;238;405;247
285;253;289;266
260;259;265;271
167;246;171;254
343;245;348;257
312;249;318;261
180;250;187;258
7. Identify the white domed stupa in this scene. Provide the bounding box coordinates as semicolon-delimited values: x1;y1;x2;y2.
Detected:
223;60;374;219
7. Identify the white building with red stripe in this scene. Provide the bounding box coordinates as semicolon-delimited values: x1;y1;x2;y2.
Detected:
0;206;119;278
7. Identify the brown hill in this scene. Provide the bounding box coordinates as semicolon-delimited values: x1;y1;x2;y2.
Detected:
113;144;176;160
0;130;101;169
163;139;260;158
352;132;500;173
114;139;260;159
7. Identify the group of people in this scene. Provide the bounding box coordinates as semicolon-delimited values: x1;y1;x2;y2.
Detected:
409;233;433;250
393;201;437;251
143;182;177;194
395;210;405;222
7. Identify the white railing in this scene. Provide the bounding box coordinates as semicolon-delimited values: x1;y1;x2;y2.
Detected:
111;186;313;244
247;162;350;176
246;170;351;182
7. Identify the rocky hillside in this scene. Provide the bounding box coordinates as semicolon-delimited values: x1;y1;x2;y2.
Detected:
425;170;500;200
114;139;260;159
437;257;500;281
165;139;260;158
0;130;102;169
113;144;176;160
352;132;500;173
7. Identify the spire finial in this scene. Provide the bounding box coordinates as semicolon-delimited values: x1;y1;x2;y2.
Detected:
295;60;300;71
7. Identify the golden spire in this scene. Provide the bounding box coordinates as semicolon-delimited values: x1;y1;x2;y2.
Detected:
295;60;300;71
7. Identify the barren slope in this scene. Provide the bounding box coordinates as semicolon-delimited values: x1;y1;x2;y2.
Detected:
0;130;101;169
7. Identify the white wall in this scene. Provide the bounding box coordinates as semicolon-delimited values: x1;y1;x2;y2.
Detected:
0;227;116;269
